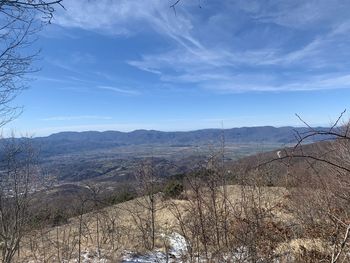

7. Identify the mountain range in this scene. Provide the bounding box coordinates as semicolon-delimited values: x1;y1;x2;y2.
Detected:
26;126;329;157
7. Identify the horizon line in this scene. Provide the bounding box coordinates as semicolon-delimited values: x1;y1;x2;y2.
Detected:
3;124;331;139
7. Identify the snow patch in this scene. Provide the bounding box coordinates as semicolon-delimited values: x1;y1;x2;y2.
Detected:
122;232;188;263
277;150;282;158
168;232;187;258
70;249;108;263
122;251;168;263
121;234;253;263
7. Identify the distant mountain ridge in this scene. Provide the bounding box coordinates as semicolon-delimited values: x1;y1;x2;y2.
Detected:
25;126;328;157
43;126;323;142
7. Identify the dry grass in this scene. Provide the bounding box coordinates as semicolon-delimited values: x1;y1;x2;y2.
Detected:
15;184;328;262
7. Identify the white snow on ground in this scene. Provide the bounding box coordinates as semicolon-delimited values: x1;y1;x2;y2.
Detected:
69;249;108;263
277;150;282;158
122;251;169;263
63;234;256;263
168;232;187;258
80;250;108;263
122;232;188;263
121;233;250;263
121;234;255;263
28;249;109;263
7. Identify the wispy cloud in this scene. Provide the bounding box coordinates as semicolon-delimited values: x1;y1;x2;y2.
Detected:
97;86;141;95
47;51;96;73
53;1;159;35
52;0;350;93
235;0;348;29
200;73;350;93
40;115;113;121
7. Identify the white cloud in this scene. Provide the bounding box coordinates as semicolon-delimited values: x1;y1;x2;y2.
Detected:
235;0;348;29
98;86;141;95
53;1;137;34
200;73;350;93
53;0;350;93
53;0;194;41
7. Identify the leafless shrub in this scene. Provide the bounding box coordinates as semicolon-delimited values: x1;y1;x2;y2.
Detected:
128;159;163;251
0;135;41;262
270;112;350;262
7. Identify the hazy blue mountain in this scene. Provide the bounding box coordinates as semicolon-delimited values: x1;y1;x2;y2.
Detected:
23;126;329;157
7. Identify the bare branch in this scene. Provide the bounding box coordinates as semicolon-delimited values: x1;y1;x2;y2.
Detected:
0;0;63;126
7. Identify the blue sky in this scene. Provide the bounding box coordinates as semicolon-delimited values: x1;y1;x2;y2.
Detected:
7;0;350;136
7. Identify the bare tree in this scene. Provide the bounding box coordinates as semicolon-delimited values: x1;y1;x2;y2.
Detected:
0;136;38;263
128;159;162;251
0;0;63;125
262;112;350;262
